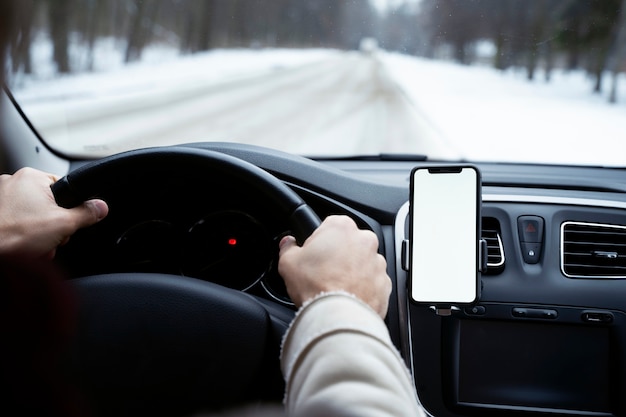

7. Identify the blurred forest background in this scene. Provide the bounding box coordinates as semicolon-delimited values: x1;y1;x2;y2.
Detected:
8;0;626;103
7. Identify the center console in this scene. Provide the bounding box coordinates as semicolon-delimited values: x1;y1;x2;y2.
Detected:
395;200;626;417
410;303;625;417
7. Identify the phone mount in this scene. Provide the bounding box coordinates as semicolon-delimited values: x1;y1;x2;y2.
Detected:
402;238;487;316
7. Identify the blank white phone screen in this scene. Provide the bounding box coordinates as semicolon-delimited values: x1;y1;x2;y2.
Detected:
410;168;478;304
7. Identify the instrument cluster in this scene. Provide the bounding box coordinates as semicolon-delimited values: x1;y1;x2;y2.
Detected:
115;210;275;291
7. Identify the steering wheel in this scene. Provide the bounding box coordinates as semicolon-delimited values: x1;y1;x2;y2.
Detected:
51;146;321;417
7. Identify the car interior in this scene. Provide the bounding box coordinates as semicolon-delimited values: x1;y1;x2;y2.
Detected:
2;1;625;416
3;90;626;416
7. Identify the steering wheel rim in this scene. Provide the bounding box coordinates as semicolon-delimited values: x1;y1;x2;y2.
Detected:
52;146;321;244
51;146;321;416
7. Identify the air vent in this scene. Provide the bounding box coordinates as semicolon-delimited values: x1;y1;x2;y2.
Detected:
482;217;505;274
561;221;626;278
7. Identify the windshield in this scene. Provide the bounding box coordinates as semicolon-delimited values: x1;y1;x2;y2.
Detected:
6;0;626;166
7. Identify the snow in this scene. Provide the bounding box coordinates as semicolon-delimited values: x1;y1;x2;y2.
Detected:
10;43;626;166
382;53;626;166
14;39;337;103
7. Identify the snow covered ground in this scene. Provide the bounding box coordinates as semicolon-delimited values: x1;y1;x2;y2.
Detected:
383;53;626;166
10;44;626;166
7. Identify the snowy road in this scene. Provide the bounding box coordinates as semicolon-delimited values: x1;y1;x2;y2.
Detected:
14;47;626;166
24;51;459;159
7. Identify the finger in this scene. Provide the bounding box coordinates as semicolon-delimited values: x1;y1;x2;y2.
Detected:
47;173;60;184
68;199;109;229
84;199;109;222
279;235;298;256
278;235;300;282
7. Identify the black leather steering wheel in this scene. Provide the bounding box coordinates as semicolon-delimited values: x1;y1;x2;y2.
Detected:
51;147;321;417
53;146;320;243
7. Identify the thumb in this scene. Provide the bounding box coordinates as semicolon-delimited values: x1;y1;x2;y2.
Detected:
278;235;298;257
69;199;109;229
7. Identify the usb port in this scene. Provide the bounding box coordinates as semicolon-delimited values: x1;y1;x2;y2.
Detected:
582;311;613;324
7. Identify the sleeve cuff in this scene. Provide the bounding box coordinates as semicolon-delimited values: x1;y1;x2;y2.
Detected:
280;291;393;383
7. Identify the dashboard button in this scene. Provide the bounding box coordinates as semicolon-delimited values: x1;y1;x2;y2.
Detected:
464;305;486;316
521;242;542;264
518;216;544;243
518;216;544;264
512;307;558;319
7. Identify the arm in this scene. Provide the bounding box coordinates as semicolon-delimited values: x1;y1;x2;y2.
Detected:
278;216;425;417
0;167;108;259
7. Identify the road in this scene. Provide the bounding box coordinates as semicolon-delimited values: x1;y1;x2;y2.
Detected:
28;51;461;159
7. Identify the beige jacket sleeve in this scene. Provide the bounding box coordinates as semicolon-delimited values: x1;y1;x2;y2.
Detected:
280;292;426;417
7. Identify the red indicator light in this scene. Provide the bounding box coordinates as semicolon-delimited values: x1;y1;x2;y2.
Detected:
228;238;237;246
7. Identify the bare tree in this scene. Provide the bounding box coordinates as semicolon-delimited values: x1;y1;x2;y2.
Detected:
79;0;107;70
557;0;622;93
526;1;549;80
48;0;72;73
10;0;38;74
608;0;626;103
125;0;161;63
178;0;216;53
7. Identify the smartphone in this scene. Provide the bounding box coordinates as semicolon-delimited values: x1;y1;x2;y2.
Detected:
409;166;481;307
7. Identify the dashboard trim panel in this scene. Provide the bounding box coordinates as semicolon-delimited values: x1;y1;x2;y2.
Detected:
483;193;626;210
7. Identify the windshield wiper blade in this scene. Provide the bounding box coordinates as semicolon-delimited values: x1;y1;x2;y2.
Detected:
313;153;428;162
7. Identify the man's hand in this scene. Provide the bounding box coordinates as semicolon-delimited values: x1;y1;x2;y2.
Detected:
278;215;391;318
0;167;109;259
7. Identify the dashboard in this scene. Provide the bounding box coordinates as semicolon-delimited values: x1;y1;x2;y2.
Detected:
55;142;626;417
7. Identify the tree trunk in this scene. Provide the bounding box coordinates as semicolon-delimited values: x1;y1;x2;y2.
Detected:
49;0;71;73
11;0;35;74
609;71;619;103
591;41;612;93
608;0;626;103
544;40;553;82
494;33;508;70
453;39;468;65
125;0;160;63
526;1;548;82
84;0;105;71
196;0;214;51
125;0;145;63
